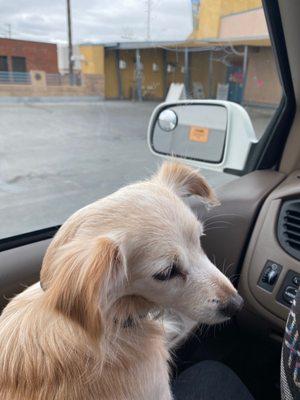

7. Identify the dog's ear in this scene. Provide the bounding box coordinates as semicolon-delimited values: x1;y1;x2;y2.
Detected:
43;237;126;340
153;161;219;205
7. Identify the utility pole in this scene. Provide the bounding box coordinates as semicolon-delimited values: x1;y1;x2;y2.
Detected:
66;0;74;84
7;24;11;39
135;49;143;101
184;48;190;98
146;0;151;41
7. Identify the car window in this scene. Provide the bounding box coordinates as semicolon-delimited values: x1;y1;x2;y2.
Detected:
0;0;282;240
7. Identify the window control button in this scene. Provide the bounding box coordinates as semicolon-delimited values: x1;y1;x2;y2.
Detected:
258;260;282;292
283;286;297;305
262;268;278;285
276;271;300;307
292;276;300;287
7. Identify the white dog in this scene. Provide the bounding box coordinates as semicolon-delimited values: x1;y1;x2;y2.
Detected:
0;162;242;400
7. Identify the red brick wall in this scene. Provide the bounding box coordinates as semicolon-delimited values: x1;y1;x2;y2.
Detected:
0;38;58;73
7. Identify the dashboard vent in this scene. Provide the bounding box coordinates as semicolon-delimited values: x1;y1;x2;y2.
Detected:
278;200;300;261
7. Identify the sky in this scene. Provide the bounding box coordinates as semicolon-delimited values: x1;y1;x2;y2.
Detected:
0;0;193;44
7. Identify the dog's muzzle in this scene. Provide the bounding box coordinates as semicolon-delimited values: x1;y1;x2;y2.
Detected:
219;293;244;318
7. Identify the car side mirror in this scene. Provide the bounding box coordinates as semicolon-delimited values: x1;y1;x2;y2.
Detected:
147;100;258;173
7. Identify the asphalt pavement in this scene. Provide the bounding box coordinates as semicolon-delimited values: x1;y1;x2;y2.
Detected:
0;100;274;239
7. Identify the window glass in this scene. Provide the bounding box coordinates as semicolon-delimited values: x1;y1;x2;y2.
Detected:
0;0;282;239
12;56;26;72
0;56;8;72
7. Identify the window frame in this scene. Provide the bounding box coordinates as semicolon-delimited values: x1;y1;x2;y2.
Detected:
242;0;296;174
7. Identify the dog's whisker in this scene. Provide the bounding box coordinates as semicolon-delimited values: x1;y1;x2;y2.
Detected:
202;213;239;223
228;273;240;283
212;254;217;266
203;219;232;227
224;262;235;276
203;226;230;233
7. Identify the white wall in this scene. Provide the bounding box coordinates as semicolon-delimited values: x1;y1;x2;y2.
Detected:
57;44;82;74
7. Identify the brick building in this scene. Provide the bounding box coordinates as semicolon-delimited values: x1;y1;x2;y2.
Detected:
0;38;58;74
0;38;104;99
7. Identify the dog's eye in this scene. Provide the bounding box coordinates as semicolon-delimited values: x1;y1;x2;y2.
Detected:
153;263;181;281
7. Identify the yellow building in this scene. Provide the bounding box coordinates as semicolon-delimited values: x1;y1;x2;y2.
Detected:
192;0;263;40
104;46;169;100
79;0;281;106
79;45;105;75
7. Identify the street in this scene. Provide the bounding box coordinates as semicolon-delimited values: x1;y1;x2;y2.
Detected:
0;100;274;239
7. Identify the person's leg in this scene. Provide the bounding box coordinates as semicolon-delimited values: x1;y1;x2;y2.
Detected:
173;360;254;400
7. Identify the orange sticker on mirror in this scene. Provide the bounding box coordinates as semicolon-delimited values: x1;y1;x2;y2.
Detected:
189;127;209;143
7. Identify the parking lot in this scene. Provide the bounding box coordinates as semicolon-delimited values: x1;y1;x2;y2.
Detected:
0;100;274;239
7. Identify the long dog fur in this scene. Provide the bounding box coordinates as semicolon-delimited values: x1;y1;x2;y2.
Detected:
0;162;236;400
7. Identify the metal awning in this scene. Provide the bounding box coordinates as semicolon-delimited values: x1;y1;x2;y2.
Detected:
80;35;271;51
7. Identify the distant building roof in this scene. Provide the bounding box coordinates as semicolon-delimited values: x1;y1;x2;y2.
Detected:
0;37;57;46
80;40;189;50
79;35;270;51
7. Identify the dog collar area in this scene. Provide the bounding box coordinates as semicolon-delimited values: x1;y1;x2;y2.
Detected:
115;310;161;329
39;281;160;329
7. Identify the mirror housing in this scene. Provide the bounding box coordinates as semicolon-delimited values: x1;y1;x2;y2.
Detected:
147;100;258;173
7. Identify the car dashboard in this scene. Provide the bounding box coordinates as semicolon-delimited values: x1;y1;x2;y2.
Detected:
239;170;300;329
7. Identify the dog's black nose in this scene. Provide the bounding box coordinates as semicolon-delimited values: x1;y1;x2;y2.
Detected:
220;293;244;318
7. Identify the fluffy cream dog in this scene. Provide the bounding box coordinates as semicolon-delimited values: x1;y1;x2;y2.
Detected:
0;162;242;400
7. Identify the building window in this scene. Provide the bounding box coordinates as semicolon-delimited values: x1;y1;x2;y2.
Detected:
0;56;8;72
12;56;27;73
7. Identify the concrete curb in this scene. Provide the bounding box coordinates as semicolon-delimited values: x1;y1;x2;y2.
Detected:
0;96;104;105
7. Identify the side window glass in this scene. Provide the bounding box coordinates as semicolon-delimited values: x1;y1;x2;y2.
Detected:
0;0;282;239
